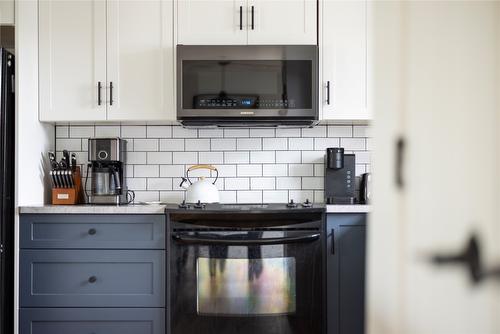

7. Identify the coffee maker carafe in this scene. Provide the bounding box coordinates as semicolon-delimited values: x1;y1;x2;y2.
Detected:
87;138;128;204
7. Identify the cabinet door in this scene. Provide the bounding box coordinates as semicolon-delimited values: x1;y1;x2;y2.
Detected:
327;214;366;334
247;0;316;45
321;0;370;120
0;0;14;25
106;0;175;121
177;0;247;45
39;0;106;122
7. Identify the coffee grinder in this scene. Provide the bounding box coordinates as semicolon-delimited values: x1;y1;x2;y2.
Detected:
87;138;128;205
324;148;356;204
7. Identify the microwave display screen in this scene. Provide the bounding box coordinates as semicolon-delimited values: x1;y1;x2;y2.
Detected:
182;60;312;110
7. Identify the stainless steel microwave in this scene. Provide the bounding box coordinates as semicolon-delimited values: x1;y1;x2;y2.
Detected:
177;45;318;127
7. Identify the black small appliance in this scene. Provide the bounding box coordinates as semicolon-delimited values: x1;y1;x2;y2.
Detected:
325;148;356;204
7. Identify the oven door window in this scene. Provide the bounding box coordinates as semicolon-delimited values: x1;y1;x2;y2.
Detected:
182;60;312;110
197;257;296;316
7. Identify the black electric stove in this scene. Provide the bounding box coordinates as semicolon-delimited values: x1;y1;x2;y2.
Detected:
166;200;325;334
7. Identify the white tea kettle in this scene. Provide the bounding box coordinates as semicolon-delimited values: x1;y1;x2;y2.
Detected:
180;165;220;203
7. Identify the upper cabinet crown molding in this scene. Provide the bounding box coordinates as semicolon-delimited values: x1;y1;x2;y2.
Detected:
177;0;317;45
39;0;175;123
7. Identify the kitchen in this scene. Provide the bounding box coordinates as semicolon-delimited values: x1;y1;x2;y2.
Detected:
2;0;500;334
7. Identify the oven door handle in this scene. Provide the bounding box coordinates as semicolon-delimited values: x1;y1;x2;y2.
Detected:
172;233;321;245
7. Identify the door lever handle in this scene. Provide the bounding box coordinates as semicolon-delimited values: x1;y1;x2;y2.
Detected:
430;234;500;284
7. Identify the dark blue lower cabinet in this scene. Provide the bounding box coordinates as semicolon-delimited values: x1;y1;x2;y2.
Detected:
326;214;367;334
20;308;165;334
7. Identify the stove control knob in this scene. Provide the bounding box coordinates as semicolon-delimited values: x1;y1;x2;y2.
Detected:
302;199;313;208
178;200;189;209
287;199;298;208
194;200;205;209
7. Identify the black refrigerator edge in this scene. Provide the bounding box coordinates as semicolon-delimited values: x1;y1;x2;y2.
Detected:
0;47;15;334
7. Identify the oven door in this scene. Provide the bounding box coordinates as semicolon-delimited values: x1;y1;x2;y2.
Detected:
176;45;318;121
169;226;323;334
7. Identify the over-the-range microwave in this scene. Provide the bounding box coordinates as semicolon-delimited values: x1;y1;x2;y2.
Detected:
176;45;318;127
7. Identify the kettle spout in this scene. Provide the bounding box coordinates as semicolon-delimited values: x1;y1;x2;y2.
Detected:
179;177;190;189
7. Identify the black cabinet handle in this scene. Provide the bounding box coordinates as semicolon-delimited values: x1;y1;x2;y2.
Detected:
239;6;243;30
109;81;114;106
396;137;405;189
97;82;102;106
326;81;331;105
251;6;254;30
88;228;96;235
331;228;335;254
430;234;500;284
88;276;97;283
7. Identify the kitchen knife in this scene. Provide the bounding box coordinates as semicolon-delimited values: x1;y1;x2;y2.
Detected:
56;170;64;188
48;151;58;170
67;170;74;188
54;170;61;188
63;150;70;167
50;170;57;188
71;153;77;171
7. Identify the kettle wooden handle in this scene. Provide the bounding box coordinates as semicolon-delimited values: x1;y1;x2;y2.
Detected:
187;164;218;172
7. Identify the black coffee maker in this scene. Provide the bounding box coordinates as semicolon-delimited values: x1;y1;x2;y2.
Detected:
325;148;355;204
87;138;128;204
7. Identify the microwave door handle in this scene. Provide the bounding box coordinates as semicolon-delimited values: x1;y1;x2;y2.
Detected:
172;233;320;246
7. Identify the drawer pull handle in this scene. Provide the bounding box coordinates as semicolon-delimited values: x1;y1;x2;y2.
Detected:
88;228;96;235
88;276;97;283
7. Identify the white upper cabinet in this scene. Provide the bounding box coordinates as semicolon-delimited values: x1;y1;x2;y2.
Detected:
177;0;317;45
247;0;316;45
106;0;175;121
320;0;371;120
39;0;107;122
0;0;14;25
39;0;175;122
177;0;247;45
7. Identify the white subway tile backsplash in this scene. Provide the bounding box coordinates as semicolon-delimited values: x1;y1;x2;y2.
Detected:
224;151;249;164
289;138;314;150
95;126;120;137
172;152;198;164
199;128;223;138
263;138;287;150
224;128;249;138
276;151;301;163
263;164;288;177
263;190;288;203
302;126;326;138
302;177;324;190
314;138;340;151
199;152;224;164
122;126;146;138
147;152;173;164
341;138;365;150
172;126;197;138
250;151;275;163
276;128;300;137
185;139;210;151
160;165;185;177
276;177;301;190
160;139;185;151
237;191;262;203
225;178;250;190
127;152;147;164
249;128;275;137
70;126;94;138
237;138;261;150
134;139;158;151
59;124;371;204
147;178;173;191
134;165;159;178
211;138;236;151
237;164;262;177
328;125;352;137
251;177;275;190
289;164;314;176
147;126;172;138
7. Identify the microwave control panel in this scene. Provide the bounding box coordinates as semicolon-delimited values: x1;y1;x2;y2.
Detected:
193;95;295;109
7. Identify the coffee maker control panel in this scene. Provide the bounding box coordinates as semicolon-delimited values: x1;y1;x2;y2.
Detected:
89;138;124;162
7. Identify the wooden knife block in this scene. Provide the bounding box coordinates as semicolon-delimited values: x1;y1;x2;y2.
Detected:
51;167;84;205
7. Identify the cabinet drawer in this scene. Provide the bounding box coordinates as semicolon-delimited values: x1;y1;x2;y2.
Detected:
20;250;165;307
20;308;165;334
20;214;165;249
